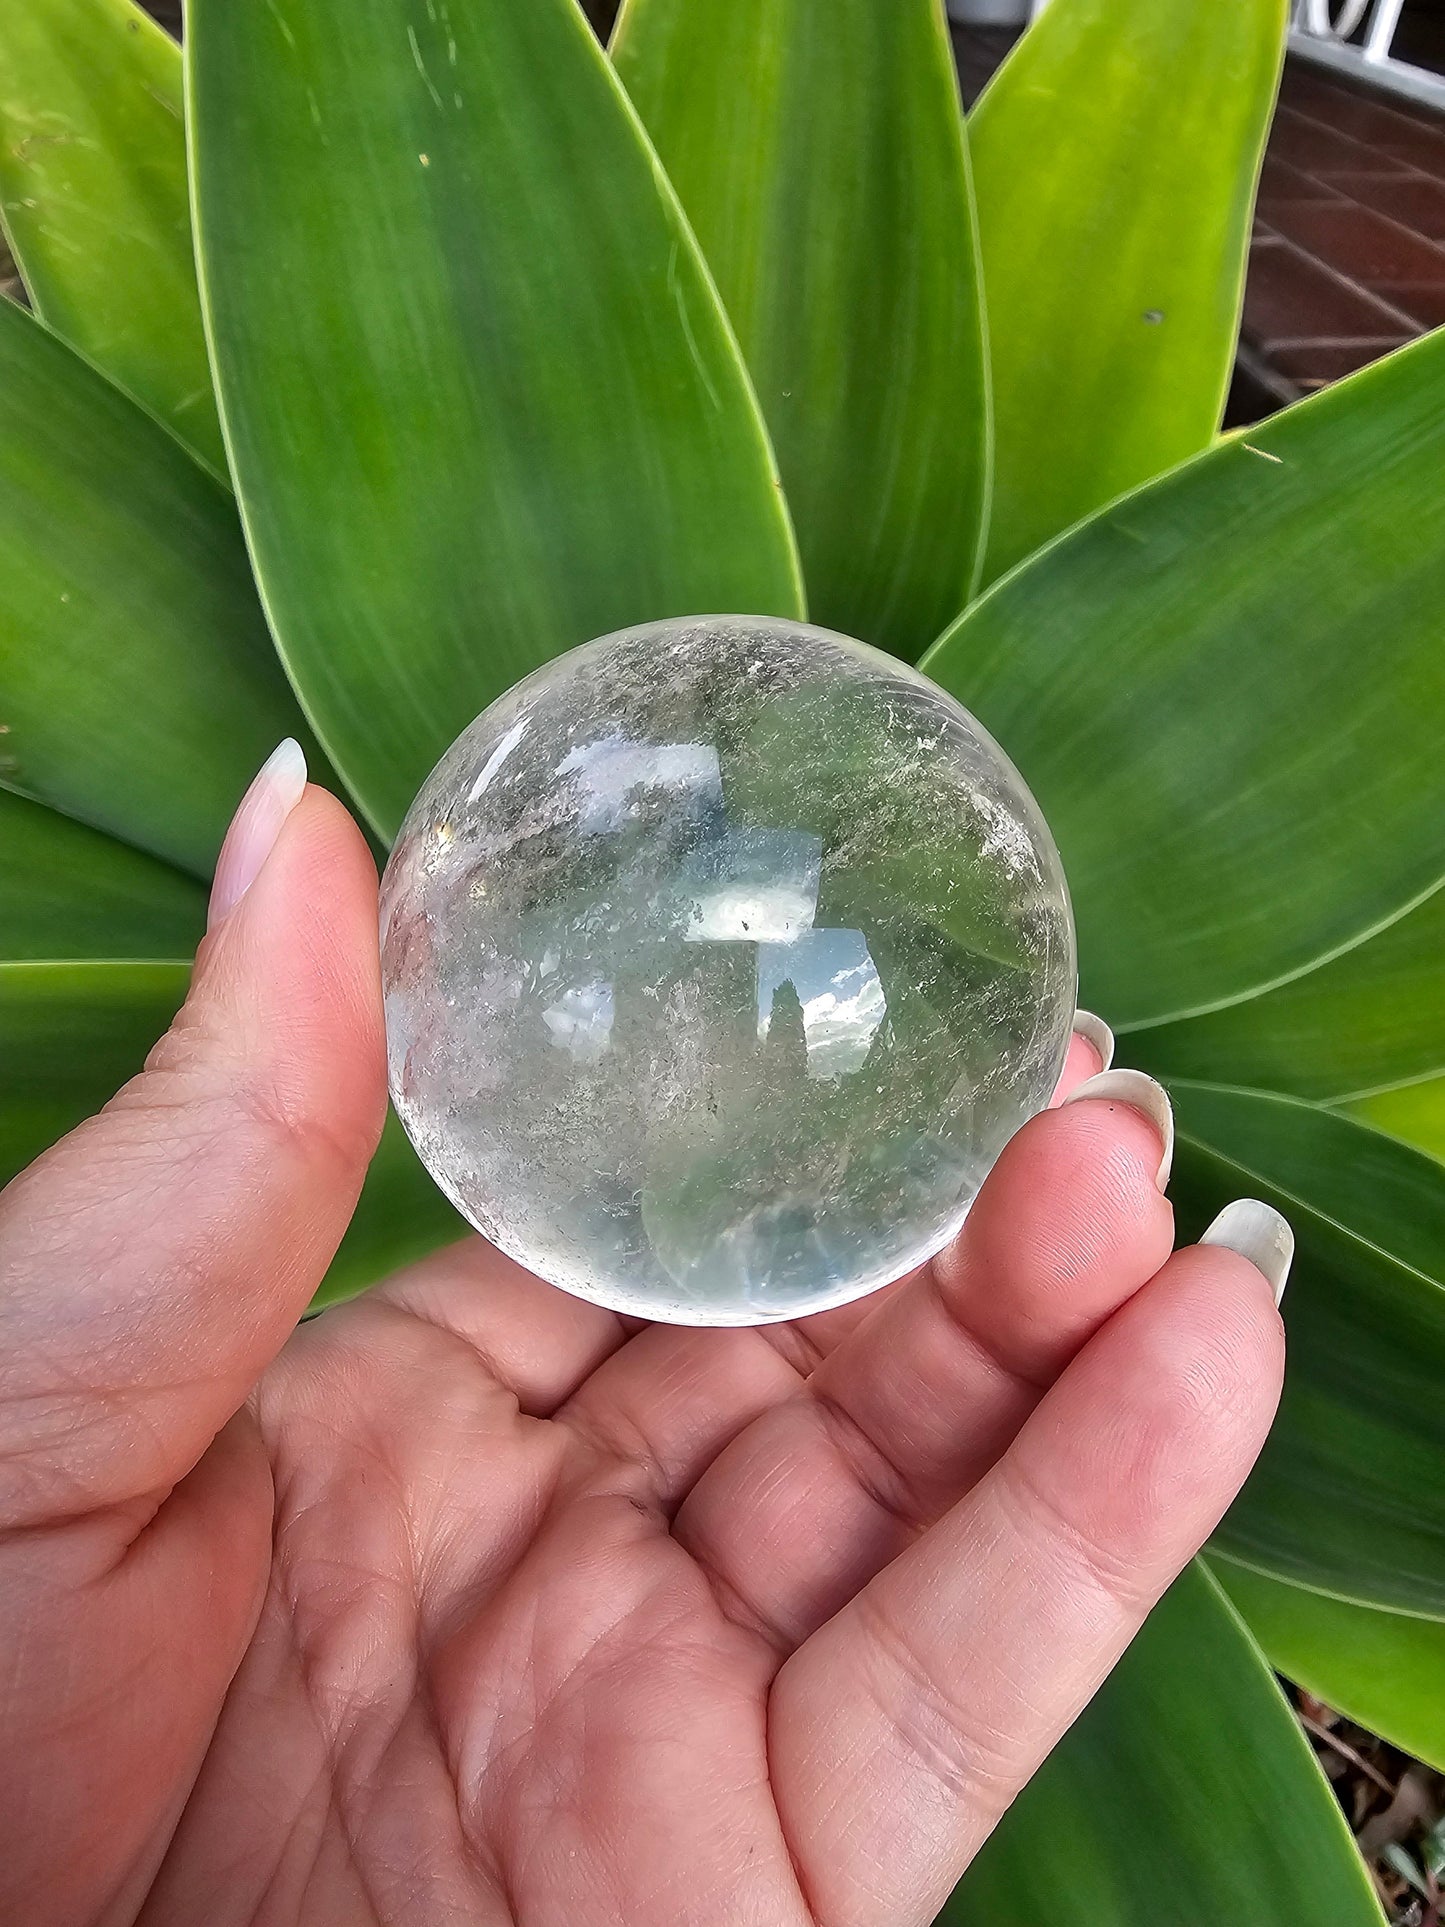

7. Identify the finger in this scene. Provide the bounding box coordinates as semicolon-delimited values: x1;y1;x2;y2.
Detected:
553;1322;807;1510
368;1011;1123;1506
676;1073;1174;1646
0;747;385;1526
771;1224;1288;1927
516;1002;1121;1458
1051;1008;1115;1102
514;1264;931;1511
364;1235;635;1416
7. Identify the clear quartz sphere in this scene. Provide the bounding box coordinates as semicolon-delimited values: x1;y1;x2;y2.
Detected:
381;616;1076;1326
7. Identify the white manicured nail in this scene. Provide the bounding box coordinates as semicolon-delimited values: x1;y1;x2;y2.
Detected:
1061;1068;1174;1191
208;739;308;930
1200;1199;1294;1306
1071;1009;1115;1073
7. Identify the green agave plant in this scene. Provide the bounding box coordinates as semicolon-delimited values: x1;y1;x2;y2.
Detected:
1;0;1442;1916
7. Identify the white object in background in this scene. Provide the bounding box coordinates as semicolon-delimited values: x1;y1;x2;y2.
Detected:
1290;0;1445;111
1302;0;1376;37
945;0;1033;27
953;0;1444;114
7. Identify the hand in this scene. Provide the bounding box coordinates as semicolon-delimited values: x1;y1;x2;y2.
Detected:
0;753;1286;1927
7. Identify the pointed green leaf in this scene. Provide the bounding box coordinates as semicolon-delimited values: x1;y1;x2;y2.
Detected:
1169;1085;1445;1617
312;1111;464;1311
189;0;804;841
970;0;1285;583
0;298;317;879
612;0;987;659
0;960;188;1186
1133;882;1445;1103
923;335;1445;1029
0;0;222;471
1349;1077;1445;1166
0;788;205;960
942;1563;1382;1926
1212;1555;1445;1774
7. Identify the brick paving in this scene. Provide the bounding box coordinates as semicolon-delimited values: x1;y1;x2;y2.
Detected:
952;26;1445;415
1245;63;1445;404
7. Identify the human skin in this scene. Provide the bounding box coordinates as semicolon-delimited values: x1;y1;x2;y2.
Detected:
0;752;1287;1927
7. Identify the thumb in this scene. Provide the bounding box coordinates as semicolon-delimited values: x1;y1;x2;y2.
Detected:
0;743;386;1527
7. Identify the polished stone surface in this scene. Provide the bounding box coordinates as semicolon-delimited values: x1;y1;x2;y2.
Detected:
381;616;1075;1325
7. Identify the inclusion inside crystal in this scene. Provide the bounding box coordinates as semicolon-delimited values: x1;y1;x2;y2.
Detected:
380;616;1076;1326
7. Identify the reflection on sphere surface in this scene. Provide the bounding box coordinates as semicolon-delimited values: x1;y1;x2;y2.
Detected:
381;616;1076;1326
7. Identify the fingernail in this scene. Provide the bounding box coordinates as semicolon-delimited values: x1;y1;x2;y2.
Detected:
1071;1009;1115;1073
208;739;308;930
1060;1068;1174;1191
1200;1199;1294;1306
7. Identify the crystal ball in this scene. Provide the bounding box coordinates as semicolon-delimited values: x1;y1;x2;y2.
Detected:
380;616;1075;1326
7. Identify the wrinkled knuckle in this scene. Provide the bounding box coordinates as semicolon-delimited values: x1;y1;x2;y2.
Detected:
923;1263;1048;1396
1007;1460;1158;1617
756;1318;827;1376
234;1080;379;1180
109;985;380;1180
811;1387;922;1528
856;1590;1020;1809
559;1407;671;1514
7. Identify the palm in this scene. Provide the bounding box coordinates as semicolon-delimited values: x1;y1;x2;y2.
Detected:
0;791;1284;1927
149;1269;863;1925
143;1178;1273;1927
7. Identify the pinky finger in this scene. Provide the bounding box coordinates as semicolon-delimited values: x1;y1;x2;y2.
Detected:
769;1208;1290;1927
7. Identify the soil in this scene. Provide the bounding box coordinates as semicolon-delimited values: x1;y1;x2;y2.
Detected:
1294;1689;1444;1924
